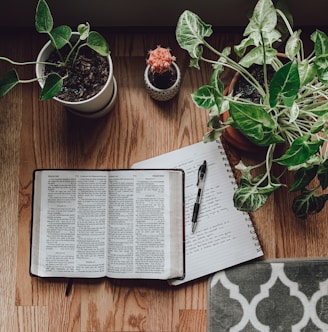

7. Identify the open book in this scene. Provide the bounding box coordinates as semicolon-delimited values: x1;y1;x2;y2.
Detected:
132;141;263;285
30;169;185;281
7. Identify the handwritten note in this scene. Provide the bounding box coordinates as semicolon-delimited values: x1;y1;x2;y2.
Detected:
132;141;263;285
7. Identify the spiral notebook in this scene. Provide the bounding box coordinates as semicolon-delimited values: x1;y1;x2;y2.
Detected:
132;140;263;285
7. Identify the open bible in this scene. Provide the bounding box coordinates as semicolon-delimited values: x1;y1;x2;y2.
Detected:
30;169;185;281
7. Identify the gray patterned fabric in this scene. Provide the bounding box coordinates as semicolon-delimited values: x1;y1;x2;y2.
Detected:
208;259;328;331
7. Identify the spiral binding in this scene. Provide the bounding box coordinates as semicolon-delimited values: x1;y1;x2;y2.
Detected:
216;140;237;190
216;139;262;252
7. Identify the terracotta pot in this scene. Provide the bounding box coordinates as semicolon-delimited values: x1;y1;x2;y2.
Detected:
221;72;262;153
144;62;181;101
36;32;117;118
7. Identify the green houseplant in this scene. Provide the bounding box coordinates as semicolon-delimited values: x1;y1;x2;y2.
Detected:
0;0;116;116
176;0;328;218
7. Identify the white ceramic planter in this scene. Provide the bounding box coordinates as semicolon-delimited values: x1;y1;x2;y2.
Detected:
36;33;117;118
144;62;181;101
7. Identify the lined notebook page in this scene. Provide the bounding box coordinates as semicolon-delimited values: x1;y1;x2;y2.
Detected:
132;141;263;285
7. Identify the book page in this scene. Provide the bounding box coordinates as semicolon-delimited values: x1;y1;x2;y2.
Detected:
30;170;109;278
30;169;184;280
106;170;184;280
132;141;263;285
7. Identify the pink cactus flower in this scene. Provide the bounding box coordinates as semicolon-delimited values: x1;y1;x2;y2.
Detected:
147;46;176;74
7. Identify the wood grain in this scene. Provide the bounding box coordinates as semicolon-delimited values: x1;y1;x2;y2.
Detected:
0;27;327;331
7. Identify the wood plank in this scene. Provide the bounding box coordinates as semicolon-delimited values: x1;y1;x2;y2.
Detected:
17;306;48;332
0;30;25;332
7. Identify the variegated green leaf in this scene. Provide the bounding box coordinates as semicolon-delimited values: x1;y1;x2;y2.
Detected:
239;46;276;67
176;10;213;68
78;23;90;40
293;189;328;219
298;60;316;86
233;174;281;212
191;85;218;110
275;135;323;166
290;165;318;192
285;30;301;60
289;102;299;123
244;0;277;35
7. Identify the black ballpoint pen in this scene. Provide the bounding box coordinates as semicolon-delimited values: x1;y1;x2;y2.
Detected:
192;160;207;233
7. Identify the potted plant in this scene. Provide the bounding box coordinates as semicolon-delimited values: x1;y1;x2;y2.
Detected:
144;46;182;101
0;0;117;118
176;0;328;219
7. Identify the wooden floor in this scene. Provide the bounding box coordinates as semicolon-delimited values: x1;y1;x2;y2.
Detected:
1;27;328;332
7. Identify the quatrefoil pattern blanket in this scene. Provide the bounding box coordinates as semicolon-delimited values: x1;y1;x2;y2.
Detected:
208;259;328;331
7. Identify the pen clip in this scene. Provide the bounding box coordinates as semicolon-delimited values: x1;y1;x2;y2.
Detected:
197;160;207;186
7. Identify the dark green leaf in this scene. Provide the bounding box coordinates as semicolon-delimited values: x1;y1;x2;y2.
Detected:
50;25;72;50
269;61;300;107
40;73;63;100
207;115;221;129
87;31;109;56
0;69;19;97
317;160;328;189
292;189;328;219
290;165;318;192
275;135;323;166
35;0;53;33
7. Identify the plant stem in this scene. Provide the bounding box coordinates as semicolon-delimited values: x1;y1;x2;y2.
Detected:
265;144;275;184
18;78;40;84
0;56;57;67
276;8;301;62
202;40;266;96
260;31;269;103
64;39;83;65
